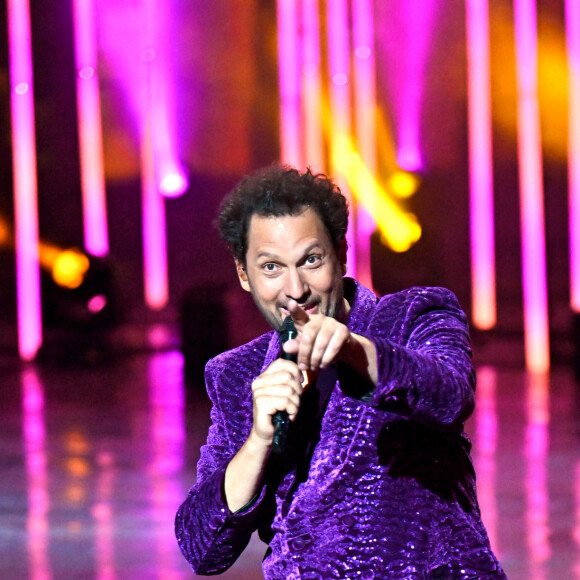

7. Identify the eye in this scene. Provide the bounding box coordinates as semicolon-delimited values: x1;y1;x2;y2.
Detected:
305;254;321;266
262;262;280;273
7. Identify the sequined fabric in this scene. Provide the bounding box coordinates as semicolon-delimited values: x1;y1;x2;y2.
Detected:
175;280;507;579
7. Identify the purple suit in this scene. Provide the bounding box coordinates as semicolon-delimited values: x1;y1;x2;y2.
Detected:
176;280;506;579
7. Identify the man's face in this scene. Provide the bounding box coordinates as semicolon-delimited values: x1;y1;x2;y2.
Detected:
236;208;348;331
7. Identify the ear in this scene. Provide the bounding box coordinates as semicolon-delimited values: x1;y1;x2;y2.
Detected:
235;260;251;292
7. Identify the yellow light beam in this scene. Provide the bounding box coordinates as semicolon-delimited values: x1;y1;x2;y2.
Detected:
340;147;422;252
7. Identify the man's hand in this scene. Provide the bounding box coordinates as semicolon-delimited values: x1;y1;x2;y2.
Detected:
225;357;303;512
282;300;378;384
249;358;304;445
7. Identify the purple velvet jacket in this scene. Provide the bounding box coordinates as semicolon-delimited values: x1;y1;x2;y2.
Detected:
176;280;506;579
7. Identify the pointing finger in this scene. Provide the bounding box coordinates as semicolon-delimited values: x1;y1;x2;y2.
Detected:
286;300;309;327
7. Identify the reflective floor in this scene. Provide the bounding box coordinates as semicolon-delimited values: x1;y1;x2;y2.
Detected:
1;346;580;579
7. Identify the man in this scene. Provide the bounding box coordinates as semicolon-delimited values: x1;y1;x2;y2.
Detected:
175;165;506;579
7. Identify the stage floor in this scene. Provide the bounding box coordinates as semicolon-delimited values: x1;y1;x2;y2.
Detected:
1;348;579;579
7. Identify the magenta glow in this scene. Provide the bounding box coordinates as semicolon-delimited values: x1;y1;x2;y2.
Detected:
326;0;357;278
566;0;580;312
277;0;302;167
8;0;42;360
73;0;109;257
352;0;378;290
378;0;441;171
301;0;324;170
514;0;550;373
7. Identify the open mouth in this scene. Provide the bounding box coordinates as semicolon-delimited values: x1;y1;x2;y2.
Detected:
280;302;319;318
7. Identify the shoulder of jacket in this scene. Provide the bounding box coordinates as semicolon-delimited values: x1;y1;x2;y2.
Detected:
378;286;460;308
205;331;274;375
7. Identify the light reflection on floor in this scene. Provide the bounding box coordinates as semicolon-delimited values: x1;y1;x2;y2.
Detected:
469;367;580;580
21;367;50;580
2;351;580;579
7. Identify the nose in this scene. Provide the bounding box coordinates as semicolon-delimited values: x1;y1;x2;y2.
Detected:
284;268;309;302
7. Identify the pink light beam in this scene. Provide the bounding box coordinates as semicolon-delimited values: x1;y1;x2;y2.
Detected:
301;0;324;171
394;0;440;171
73;0;109;257
352;0;377;291
140;3;170;310
8;0;42;360
277;0;302;168
466;0;496;329
141;75;169;310
145;0;188;199
566;0;580;312
514;0;550;373
327;0;357;278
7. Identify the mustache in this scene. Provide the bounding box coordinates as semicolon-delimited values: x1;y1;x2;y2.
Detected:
280;297;321;312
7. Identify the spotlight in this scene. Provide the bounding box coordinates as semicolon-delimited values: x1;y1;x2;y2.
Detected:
388;170;420;199
160;170;189;198
40;250;121;366
51;248;90;289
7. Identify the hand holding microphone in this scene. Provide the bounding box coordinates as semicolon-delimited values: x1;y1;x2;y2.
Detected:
271;316;298;454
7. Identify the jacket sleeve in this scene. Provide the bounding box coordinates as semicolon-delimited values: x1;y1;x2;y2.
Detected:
362;287;476;430
175;357;268;575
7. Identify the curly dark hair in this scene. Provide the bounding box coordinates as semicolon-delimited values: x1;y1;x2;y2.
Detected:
216;164;349;263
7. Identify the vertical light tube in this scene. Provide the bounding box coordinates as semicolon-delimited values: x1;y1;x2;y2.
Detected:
146;0;188;198
514;0;550;373
140;6;168;310
141;73;169;310
301;0;324;171
327;0;352;168
8;0;42;360
466;0;496;330
566;0;580;312
352;0;377;172
277;0;302;168
395;0;439;171
72;0;109;257
327;0;357;277
352;0;377;290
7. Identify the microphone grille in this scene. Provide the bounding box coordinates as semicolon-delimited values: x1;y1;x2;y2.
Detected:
279;316;297;343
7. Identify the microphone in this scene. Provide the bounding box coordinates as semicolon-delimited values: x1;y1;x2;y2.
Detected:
272;316;297;454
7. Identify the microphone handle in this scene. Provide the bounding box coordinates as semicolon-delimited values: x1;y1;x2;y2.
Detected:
271;410;289;454
271;349;296;454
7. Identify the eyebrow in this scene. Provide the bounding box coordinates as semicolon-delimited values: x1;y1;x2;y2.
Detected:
255;243;323;261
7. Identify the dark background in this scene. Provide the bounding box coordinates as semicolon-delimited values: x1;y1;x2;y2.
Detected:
0;0;573;369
